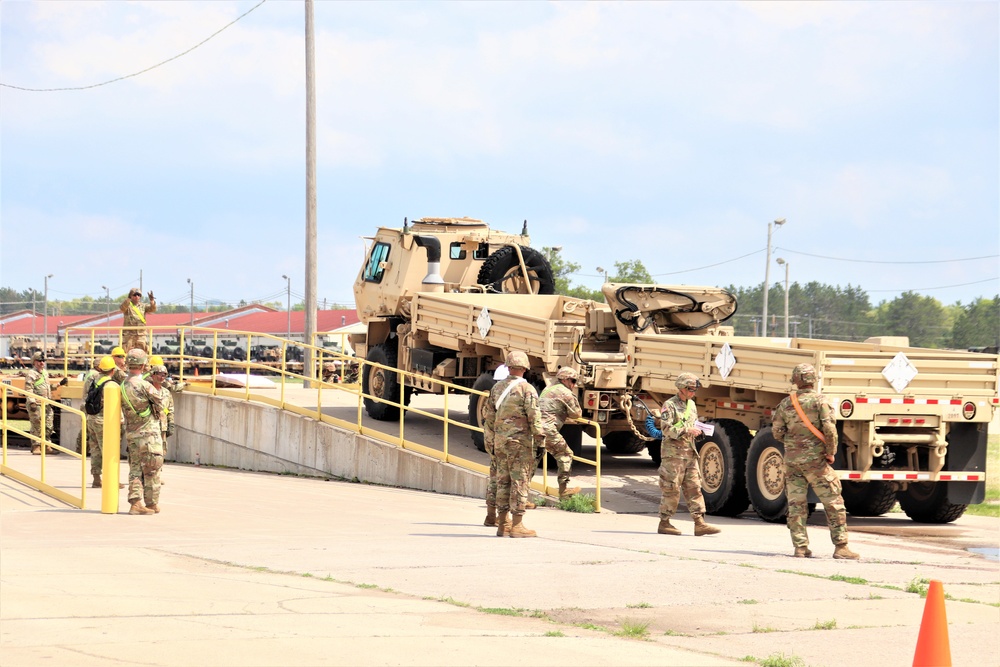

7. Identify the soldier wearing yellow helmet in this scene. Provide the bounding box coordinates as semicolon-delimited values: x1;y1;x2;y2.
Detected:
83;356;120;488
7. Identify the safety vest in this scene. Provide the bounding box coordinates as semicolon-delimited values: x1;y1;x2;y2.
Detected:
129;302;146;324
120;382;152;418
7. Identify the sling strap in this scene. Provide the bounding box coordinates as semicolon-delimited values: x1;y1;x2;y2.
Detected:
494;377;525;410
129;301;146;324
120;381;152;418
790;392;826;444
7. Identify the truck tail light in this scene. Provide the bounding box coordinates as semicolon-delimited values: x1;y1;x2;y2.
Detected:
598;394;611;409
839;399;854;418
963;401;976;419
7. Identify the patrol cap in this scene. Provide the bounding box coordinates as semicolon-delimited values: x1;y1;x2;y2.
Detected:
125;348;147;367
97;356;116;372
556;367;579;381
128;288;142;298
112;346;126;358
505;350;529;370
792;363;817;386
31;351;45;362
493;364;510;381
675;372;701;390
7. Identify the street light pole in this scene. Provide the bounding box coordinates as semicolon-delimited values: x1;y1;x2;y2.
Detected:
776;257;790;337
186;278;194;326
761;218;786;336
101;285;110;322
43;274;53;354
282;274;291;339
596;266;609;284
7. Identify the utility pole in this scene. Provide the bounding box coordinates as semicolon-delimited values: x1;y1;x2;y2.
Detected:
761;218;786;336
776;257;790;337
282;274;291;339
187;278;194;326
101;285;110;322
43;274;53;353
304;0;318;387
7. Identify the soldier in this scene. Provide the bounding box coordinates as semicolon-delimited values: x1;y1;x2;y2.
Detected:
649;373;720;536
110;346;128;383
483;350;544;538
482;364;509;528
538;367;583;500
120;349;164;515
772;363;859;559
147;362;175;454
119;288;156;353
23;351;58;455
83;356;118;488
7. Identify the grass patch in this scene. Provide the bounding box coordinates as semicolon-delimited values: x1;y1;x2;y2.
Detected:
615;619;650;639
439;596;471;608
758;653;806;667
906;577;931;597
737;599;759;605
813;618;837;630
544;630;565;637
752;621;779;633
478;607;527;616
559;493;597;513
664;629;690;636
580;622;608;632
626;602;652;608
829;573;869;585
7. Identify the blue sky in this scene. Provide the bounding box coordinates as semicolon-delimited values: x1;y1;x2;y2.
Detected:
1;1;997;312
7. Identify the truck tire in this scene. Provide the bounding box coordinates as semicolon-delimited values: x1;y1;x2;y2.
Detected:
842;481;897;517
896;482;967;523
363;343;405;421
648;440;662;467
468;372;496;452
603;431;647;455
698;419;751;517
477;246;555;295
745;427;788;523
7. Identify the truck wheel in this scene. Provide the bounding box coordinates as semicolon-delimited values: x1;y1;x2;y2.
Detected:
477;246;555;295
648;440;662;467
697;419;751;517
603;431;647;454
468;372;496;452
745;427;788;523
363;343;404;421
842;481;897;517
896;482;967;523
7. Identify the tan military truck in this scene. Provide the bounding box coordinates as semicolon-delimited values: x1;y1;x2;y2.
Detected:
352;217;997;524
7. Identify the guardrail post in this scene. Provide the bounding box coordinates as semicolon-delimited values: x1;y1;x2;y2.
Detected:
101;382;122;514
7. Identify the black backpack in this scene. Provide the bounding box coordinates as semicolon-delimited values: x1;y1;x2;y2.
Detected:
84;377;110;415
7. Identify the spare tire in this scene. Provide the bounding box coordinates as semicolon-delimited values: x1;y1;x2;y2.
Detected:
477;246;555;295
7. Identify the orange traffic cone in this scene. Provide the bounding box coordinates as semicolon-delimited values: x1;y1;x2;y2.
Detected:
912;579;951;667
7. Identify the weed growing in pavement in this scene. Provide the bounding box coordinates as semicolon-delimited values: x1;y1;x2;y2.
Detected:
812;618;837;630
559;493;597;513
906;577;931;597
626;602;652;608
752;621;779;633
356;583;378;589
580;622;608;632
438;596;471;607
869;593;884;600
663;629;690;636
478;607;526;616
615;619;650;639
544;631;565;637
737;599;759;605
829;574;868;585
758;653;806;667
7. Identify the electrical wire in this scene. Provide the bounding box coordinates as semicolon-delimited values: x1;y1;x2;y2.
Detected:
775;248;998;265
0;0;267;92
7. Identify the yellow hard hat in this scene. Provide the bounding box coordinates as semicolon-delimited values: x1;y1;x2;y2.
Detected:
148;355;164;367
112;346;126;357
98;356;116;372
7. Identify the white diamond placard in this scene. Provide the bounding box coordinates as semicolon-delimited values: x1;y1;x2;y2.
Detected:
882;351;917;393
715;342;736;380
477;307;493;338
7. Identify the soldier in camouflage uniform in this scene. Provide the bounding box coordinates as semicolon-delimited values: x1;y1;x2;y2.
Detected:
147;363;175;453
651;373;720;536
119;289;156;353
121;349;164;515
483;350;544;538
23;351;55;455
482;364;509;528
772;363;859;559
538;367;583;499
82;356;119;487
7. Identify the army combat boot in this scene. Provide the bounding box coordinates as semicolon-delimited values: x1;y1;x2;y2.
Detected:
145;504;160;514
92;474;102;489
833;544;860;560
128;502;154;516
794;546;813;558
524;499;537;510
558;480;581;499
657;519;681;535
484;503;497;527
31;444;41;455
495;512;511;537
693;516;721;536
508;514;537;538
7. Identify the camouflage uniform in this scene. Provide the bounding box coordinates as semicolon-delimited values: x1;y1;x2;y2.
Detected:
484;377;544;516
772;385;848;549
538;382;581;485
81;369;116;475
655;394;708;521
24;365;53;442
121;373;164;508
120;295;156;353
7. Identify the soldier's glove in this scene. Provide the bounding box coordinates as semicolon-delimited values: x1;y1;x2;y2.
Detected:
59;377;69;386
147;291;155;300
166;424;175;437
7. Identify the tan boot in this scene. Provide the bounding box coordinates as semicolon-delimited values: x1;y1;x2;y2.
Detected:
693;516;721;536
92;474;102;489
484;504;497;527
128;502;154;516
558;480;581;499
794;546;813;558
495;512;511;537
657;519;681;535
145;504;160;514
833;544;860;560
508;514;537;538
524;500;536;510
31;445;41;455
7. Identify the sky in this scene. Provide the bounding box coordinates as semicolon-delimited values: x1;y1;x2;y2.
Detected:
1;0;997;314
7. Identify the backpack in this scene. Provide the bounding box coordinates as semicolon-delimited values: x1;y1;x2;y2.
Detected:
84;376;110;416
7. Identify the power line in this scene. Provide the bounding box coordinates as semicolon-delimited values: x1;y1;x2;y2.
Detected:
777;248;998;265
0;0;267;92
866;277;999;293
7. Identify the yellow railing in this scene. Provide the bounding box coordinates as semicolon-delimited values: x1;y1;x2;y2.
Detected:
1;383;88;508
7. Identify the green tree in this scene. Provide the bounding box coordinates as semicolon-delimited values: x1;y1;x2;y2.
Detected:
611;259;653;284
951;297;1000;350
876;291;948;348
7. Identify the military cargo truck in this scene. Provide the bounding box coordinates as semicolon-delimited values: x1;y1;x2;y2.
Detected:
352;217;998;523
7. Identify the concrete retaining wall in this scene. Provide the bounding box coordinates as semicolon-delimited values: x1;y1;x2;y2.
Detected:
166;392;486;499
